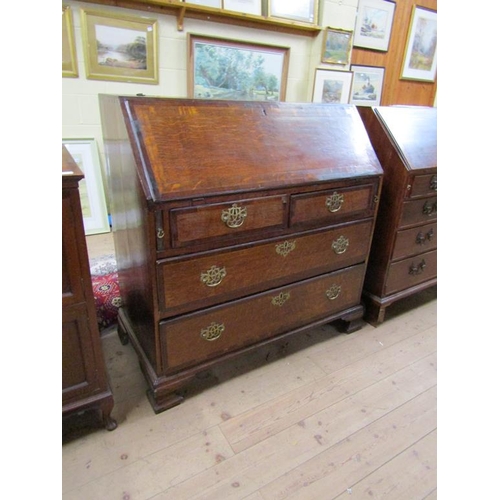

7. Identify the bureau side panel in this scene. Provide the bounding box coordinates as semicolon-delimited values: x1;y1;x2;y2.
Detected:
99;94;160;372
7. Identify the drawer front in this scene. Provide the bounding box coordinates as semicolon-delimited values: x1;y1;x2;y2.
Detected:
161;264;365;371
290;184;375;228
392;222;437;260
385;249;437;296
408;173;437;198
399;196;437;228
170;195;287;248
157;220;372;317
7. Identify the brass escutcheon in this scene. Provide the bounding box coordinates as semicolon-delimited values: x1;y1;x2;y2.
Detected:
200;265;227;287
332;235;349;254
200;322;225;342
276;240;296;257
326;284;342;300
326;192;344;213
221;203;247;228
271;291;291;307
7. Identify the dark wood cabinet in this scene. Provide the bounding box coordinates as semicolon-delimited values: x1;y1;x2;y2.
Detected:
62;146;117;431
99;96;383;413
357;106;437;324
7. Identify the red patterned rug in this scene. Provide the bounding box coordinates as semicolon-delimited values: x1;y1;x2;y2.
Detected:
90;255;121;332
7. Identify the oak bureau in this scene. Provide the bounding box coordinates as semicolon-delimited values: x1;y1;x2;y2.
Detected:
99;96;383;413
358;106;437;324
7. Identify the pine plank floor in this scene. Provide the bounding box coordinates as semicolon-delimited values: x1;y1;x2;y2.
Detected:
62;233;437;499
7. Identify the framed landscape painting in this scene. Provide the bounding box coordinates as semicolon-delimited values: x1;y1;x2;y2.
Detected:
349;65;385;106
62;5;78;77
321;27;353;67
62;139;110;235
400;6;437;81
353;0;395;51
312;69;352;104
188;34;290;101
81;9;158;84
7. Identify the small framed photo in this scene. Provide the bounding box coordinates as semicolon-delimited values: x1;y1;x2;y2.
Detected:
268;0;318;24
188;34;290;101
62;5;78;78
353;0;395;52
189;0;222;7
349;65;385;106
312;69;353;104
321;27;353;66
81;9;158;84
62;139;110;236
400;6;437;82
224;0;261;15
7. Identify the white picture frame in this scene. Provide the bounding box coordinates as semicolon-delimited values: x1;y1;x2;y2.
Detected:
223;0;261;15
268;0;318;24
187;0;222;7
62;139;110;235
312;69;353;104
349;65;385;106
353;0;395;52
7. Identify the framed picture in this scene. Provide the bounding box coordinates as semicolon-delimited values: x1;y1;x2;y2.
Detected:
188;0;222;7
62;5;78;77
312;69;353;104
81;9;158;84
400;6;437;82
353;0;395;51
188;34;290;101
321;27;353;66
63;139;110;236
268;0;318;24
224;0;261;15
349;65;385;106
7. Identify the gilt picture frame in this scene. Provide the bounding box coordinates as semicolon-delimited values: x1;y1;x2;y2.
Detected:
321;27;353;66
312;69;353;104
400;6;437;82
188;33;290;101
62;5;78;77
349;65;385;106
62;139;110;235
353;0;395;51
81;9;158;84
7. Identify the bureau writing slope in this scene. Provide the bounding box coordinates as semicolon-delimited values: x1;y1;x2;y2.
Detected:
358;106;437;324
99;96;383;413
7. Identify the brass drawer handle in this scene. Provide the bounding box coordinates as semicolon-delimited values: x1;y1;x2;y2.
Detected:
331;235;349;254
271;291;291;307
276;240;296;257
430;175;437;191
326;192;344;213
422;200;437;216
221;203;247;228
409;259;426;275
200;265;227;287
416;228;434;245
157;228;165;239
200;322;225;342
326;284;342;300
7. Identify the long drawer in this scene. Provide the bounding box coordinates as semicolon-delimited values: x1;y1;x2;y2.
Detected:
399;196;437;228
385;249;437;295
392;222;437;260
408;173;437;198
160;264;365;371
157;220;372;317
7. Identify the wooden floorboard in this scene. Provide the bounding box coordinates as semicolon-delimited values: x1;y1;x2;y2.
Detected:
62;234;437;499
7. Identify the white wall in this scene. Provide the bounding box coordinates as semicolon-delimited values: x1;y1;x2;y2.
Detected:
62;0;359;196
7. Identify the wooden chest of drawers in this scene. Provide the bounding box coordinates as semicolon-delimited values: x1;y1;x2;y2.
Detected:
358;106;437;324
99;96;383;413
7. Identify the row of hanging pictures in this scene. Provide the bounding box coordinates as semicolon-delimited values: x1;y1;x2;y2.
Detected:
62;1;436;106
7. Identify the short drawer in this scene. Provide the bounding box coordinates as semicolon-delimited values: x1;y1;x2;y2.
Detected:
170;195;287;248
160;264;365;371
399;196;437;228
290;184;375;228
385;249;437;296
408;173;437;198
392;222;437;260
157;220;373;317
